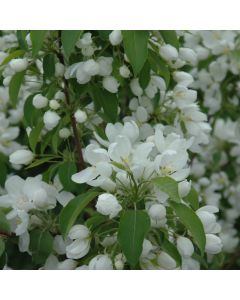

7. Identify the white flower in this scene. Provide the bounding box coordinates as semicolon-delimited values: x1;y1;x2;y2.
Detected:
68;225;90;240
196;206;221;234
55;62;65;77
181;257;200;270
148;203;166;220
179;48;198;66
76;62;91;84
74;109;87;123
43;111;60;130
157;251;177;269
89;254;113;270
159;44;178;61
97;57;113;76
9;149;34;165
32;94;48;109
205;234;223;254
96;193;122;218
103;76;119;93
9;58;28;72
109;30;122;46
119;65;130;78
173;71;194;87
176;236;194;257
83;59;99;76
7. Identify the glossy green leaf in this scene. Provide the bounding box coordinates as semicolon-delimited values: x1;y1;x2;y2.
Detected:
43;53;55;78
16;30;28;50
29;120;44;152
0;210;11;235
30;30;47;57
159;30;179;49
9;71;25;107
0;50;25;66
184;187;199;210
58;161;79;192
118;210;150;268
152;176;180;202
139;60;151;89
170;202;206;255
61;30;82;57
122;30;149;75
59;191;99;237
23;94;41;127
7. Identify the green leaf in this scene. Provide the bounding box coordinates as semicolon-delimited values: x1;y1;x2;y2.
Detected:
139;60;151;89
9;71;25;107
122;30;149;75
152;176;180;202
43;53;55;78
25;156;55;169
91;85;118;122
16;30;28;51
0;238;5;257
159;232;182;267
61;30;82;57
59;191;99;237
0;161;7;187
0;210;11;235
29;120;44;152
58;162;79;192
170;202;206;255
0;50;25;66
148;49;170;87
29;229;53;265
118;210;150;268
159;30;179;49
30;30;47;57
183;187;199;210
23;94;41;127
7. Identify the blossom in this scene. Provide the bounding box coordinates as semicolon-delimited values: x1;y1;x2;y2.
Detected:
43;110;60;130
9;149;34;165
9;58;28;72
109;30;122;46
88;254;113;270
96;193;122;218
32;94;48;109
102;76;119;93
177;236;194;257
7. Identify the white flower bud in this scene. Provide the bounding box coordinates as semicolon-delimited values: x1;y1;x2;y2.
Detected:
173;71;194;87
130;78;143;96
148;204;166;220
205;234;222;254
43;111;60;130
179;48;198;66
76;62;91;84
9;58;28;72
109;30;122;46
55;91;65;101
157;251;177;269
74;109;87;123
96;193;122;218
82;45;94;57
177;236;194;257
119;65;130;78
97;57;113;76
102;76;119;93
196;210;217;233
89;254;113;270
178;180;191;198
160;44;178;61
59;127;71;139
9;149;34;165
49;99;60;110
55;62;65;77
33;94;48;109
66;239;90;259
136;106;148;123
68;224;90;240
83;59;99;76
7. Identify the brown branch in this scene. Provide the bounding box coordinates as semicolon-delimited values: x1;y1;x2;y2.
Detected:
57;30;84;171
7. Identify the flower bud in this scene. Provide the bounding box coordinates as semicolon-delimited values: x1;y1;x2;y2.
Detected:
55;62;65;77
43;110;60;130
119;65;130;78
179;48;198;66
68;224;90;240
9;149;34;165
66;239;90;259
49;99;60;110
160;44;178;61
33;94;48;109
173;71;194;87
96;193;122;218
176;236;194;257
157;251;177;269
136;106;148;123
130;78;143;96
205;234;222;254
59;127;71;139
74;109;87;123
89;254;113;270
83;59;99;76
109;30;122;46
178;180;191;198
102;76;119;93
9;58;28;72
97;57;113;76
148;204;166;220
